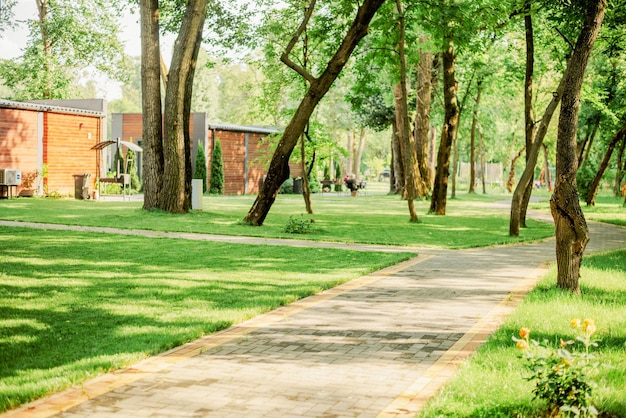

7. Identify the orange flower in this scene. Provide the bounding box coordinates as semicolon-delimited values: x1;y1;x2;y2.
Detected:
519;327;530;339
516;340;529;350
570;318;581;328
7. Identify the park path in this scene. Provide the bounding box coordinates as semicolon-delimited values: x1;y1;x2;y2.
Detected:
1;210;625;418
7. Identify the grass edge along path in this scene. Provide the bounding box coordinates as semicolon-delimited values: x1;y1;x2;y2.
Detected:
418;248;626;418
0;226;414;413
0;193;556;249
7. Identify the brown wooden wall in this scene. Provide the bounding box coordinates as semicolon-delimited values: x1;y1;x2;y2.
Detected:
0;108;38;177
0;106;101;196
44;112;99;195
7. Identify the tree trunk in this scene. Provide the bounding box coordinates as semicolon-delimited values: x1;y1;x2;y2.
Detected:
480;130;486;194
614;136;625;197
354;127;366;180
160;0;207;213
585;121;626;205
550;0;606;293
391;122;404;194
244;0;385;225
300;134;313;214
506;146;525;193
429;125;437;188
346;130;354;176
140;0;164;211
509;74;565;236
577;116;600;168
429;36;458;215
469;79;483;193
415;42;433;191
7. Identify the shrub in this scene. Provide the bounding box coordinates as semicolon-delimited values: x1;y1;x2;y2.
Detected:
513;319;599;417
284;215;311;234
194;145;208;193
209;139;224;195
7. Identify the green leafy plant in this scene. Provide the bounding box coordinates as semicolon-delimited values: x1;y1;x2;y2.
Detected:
513;319;599;417
284;215;311;234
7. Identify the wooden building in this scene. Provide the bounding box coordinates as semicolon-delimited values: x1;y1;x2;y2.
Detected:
0;99;105;197
111;113;301;195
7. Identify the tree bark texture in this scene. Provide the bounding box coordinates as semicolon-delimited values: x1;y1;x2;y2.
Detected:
391;122;404;194
585;121;626;205
354;127;366;179
415;43;433;190
469;79;482;193
550;0;606;293
159;0;207;213
614;136;625;197
506;146;525;193
430;39;458;215
244;0;386;225
300;134;313;214
140;0;164;211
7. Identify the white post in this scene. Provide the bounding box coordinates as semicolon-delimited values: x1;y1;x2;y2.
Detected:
192;179;203;210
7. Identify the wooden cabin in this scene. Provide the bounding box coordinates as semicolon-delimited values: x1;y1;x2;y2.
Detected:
112;113;302;195
0;99;105;197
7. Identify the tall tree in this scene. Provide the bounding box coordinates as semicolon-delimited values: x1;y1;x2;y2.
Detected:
140;0;163;210
244;0;386;226
550;0;606;293
395;0;427;222
141;0;208;213
0;0;127;100
429;23;458;215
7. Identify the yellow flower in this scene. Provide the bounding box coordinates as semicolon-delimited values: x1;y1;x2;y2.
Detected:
516;340;529;350
570;318;581;328
582;318;596;335
519;327;530;339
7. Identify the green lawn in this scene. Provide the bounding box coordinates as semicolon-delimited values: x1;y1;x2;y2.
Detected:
419;248;626;417
0;226;413;412
0;191;555;249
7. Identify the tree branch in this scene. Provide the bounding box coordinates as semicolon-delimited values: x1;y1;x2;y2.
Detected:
280;0;317;84
554;26;575;52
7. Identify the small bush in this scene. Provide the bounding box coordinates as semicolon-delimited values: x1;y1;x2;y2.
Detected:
513;319;599;417
285;215;311;234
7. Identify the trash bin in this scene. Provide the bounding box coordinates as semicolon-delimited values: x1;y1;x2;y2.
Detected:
293;177;303;194
73;174;91;200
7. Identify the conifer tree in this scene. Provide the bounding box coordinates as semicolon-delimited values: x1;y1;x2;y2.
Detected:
209;139;224;195
194;145;208;193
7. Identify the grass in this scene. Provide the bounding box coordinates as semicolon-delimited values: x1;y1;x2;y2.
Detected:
418;253;626;417
0;190;555;249
531;194;626;227
0;226;413;412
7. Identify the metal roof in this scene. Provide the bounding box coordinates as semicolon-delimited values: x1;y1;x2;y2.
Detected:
208;123;281;135
0;99;105;117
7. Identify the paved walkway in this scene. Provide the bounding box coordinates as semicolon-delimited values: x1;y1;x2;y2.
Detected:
2;213;625;418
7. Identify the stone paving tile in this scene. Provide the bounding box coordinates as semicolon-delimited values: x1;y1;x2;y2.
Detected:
2;214;624;418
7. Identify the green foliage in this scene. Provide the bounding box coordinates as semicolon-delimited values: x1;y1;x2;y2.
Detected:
209;139;224;195
284;215;312;234
513;321;599;417
576;159;598;198
126;149;141;191
194;145;208;193
0;0;128;100
279;179;293;194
